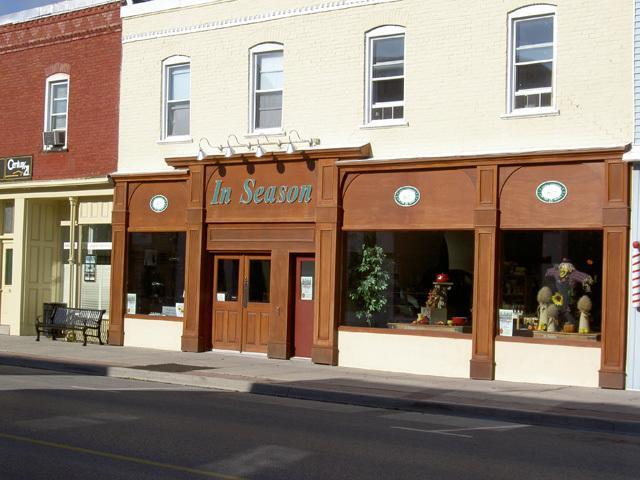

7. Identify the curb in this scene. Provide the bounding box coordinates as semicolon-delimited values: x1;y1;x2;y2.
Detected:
2;352;640;435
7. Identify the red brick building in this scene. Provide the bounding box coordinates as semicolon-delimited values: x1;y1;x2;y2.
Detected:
0;0;121;338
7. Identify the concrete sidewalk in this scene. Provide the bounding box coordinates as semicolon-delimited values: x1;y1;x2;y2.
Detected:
1;335;640;434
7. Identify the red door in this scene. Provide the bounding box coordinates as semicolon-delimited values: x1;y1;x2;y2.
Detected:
293;257;315;358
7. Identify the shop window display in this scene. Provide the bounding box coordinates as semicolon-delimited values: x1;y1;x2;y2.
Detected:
126;233;186;317
499;231;602;339
342;231;474;332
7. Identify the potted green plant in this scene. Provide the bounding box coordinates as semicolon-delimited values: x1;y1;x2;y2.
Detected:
348;243;390;326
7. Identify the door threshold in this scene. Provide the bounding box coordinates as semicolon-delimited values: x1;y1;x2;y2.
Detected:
290;356;312;362
209;348;267;357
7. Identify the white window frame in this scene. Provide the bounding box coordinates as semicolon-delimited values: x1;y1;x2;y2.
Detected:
43;73;70;149
364;25;406;127
506;5;557;116
161;55;191;141
249;43;284;135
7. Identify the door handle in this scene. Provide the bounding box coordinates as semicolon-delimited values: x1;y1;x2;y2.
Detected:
242;278;248;308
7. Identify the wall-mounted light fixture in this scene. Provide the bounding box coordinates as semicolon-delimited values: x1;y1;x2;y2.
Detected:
279;129;320;154
195;131;320;159
196;137;222;161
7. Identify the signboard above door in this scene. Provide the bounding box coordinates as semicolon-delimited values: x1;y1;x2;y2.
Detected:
0;156;32;181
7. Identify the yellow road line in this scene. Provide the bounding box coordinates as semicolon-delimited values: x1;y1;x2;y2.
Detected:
0;432;242;480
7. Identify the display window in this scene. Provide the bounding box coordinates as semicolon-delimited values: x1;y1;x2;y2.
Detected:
79;224;112;315
499;230;602;340
126;232;186;317
342;231;474;332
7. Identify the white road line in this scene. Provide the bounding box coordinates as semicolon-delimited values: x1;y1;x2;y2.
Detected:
199;445;309;476
392;424;528;439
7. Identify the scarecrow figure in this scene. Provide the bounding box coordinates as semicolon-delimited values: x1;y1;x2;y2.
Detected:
544;258;594;329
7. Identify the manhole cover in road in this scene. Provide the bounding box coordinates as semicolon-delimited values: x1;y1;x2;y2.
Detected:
130;363;216;373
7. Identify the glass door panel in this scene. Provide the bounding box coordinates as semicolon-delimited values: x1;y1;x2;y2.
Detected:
248;259;270;303
216;258;240;302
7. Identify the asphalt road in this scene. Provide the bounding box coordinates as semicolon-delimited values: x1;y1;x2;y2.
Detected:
1;365;639;480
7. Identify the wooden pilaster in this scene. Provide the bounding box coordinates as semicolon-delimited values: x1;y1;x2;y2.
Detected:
181;164;211;352
312;158;341;365
108;180;128;346
267;247;291;359
470;165;498;379
599;160;630;389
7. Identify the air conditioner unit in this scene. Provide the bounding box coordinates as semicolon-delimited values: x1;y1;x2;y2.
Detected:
43;130;66;148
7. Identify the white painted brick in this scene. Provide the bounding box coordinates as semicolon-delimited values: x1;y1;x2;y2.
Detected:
118;0;633;172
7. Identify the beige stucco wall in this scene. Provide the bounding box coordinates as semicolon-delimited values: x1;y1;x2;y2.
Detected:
495;341;601;387
338;330;472;378
119;0;633;173
123;317;183;350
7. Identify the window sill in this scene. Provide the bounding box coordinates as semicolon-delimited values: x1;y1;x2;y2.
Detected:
339;325;470;339
125;314;184;322
42;147;68;153
245;129;286;138
157;136;193;144
360;120;409;129
501;108;559;119
496;333;600;348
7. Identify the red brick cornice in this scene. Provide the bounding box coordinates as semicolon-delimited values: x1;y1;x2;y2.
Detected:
0;2;121;54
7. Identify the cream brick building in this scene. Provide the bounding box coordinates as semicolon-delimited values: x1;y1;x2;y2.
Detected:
119;0;632;171
115;0;634;389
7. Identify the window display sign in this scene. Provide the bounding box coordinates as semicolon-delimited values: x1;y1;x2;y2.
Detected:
127;293;137;314
498;309;514;336
0;156;32;181
84;255;97;282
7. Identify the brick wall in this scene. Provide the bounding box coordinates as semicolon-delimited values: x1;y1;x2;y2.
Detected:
0;1;121;180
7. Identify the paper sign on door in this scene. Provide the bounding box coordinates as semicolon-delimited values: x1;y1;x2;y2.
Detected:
300;276;313;300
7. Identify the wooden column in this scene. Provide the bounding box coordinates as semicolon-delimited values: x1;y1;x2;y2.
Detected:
108;180;128;346
268;247;291;359
600;160;630;389
470;165;499;379
181;164;211;352
312;158;340;365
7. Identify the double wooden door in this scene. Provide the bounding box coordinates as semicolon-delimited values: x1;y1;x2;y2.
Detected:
212;255;271;353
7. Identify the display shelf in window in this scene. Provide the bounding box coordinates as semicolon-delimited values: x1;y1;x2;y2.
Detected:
499;231;602;341
388;323;472;334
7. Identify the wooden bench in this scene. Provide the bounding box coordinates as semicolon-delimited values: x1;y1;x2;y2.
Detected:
35;306;106;346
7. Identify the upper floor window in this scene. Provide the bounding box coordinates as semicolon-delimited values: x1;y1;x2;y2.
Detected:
250;43;283;133
162;56;190;139
366;26;405;124
44;73;69;149
508;5;556;113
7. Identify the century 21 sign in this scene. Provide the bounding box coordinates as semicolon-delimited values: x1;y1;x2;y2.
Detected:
211;178;312;205
0;156;32;181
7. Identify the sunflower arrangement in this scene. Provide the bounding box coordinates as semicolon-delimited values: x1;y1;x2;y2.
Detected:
551;292;564;307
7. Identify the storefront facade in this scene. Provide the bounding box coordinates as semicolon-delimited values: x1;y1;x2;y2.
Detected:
338;149;629;389
109;146;629;388
624;0;640;391
113;0;633;388
0;0;120;337
108;146;368;361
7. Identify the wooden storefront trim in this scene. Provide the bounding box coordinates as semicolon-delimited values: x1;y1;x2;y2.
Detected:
496;335;601;349
124;314;184;322
339;326;471;340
